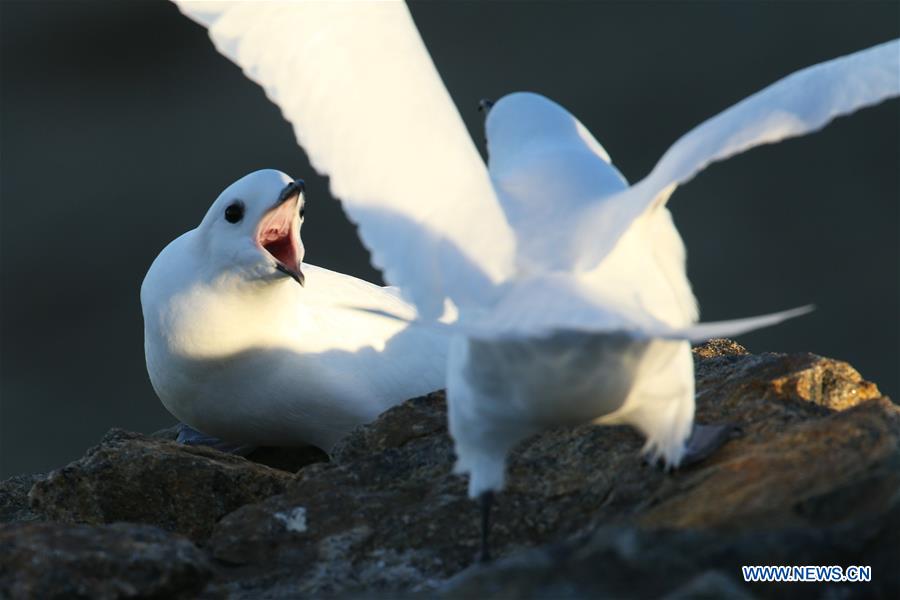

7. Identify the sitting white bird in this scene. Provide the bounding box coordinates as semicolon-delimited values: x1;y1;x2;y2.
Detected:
141;169;448;451
171;1;899;559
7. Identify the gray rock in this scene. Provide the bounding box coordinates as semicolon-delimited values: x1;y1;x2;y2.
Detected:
332;391;449;463
444;501;900;599
0;473;46;524
28;429;295;542
0;522;212;599
3;342;897;598
200;344;899;597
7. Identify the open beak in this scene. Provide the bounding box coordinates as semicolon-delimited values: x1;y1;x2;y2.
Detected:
258;180;305;286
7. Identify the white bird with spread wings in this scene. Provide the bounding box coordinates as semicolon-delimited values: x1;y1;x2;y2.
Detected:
172;0;899;560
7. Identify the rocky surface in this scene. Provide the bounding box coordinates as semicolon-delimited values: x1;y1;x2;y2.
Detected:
0;523;212;599
1;341;897;599
28;429;297;543
0;473;45;525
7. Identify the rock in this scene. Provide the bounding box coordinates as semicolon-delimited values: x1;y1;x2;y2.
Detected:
0;473;46;524
691;338;748;358
640;396;899;530
4;342;897;598
28;429;295;542
206;394;466;595
693;349;882;414
649;345;896;531
444;499;900;598
200;345;898;597
332;391;449;463
0;522;211;599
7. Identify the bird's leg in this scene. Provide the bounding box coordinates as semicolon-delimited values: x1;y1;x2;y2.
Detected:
477;98;495;150
680;423;739;467
479;490;495;563
175;423;256;455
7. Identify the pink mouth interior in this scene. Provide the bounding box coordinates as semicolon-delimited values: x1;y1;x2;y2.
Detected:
257;203;299;268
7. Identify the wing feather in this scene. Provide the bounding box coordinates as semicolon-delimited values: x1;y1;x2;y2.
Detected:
173;0;516;317
574;38;900;270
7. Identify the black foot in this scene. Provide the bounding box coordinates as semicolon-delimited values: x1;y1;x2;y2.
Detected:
479;490;495;563
680;423;739;468
175;423;256;455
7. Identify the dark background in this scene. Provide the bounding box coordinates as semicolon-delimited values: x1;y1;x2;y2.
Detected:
1;1;897;478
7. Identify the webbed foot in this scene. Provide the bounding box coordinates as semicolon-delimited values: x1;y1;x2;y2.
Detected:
680;423;739;467
175;423;256;455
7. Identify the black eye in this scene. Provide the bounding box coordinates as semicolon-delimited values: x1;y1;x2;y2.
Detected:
299;205;306;220
224;201;244;224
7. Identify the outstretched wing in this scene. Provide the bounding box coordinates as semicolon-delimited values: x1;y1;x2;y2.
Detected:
354;302;812;342
173;1;516;318
572;38;900;271
351;269;811;341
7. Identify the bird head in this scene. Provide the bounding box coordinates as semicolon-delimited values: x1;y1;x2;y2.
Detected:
482;92;627;274
484;92;616;174
198;169;306;286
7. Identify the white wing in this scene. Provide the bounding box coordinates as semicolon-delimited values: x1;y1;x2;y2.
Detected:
352;268;811;341
463;275;809;340
573;38;900;270
355;302;812;342
173;0;516;318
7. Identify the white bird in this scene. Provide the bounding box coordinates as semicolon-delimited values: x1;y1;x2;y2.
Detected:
141;169;448;451
171;0;899;558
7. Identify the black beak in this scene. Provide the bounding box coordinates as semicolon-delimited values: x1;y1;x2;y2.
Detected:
477;98;495;114
269;178;305;286
277;179;305;205
276;263;305;286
